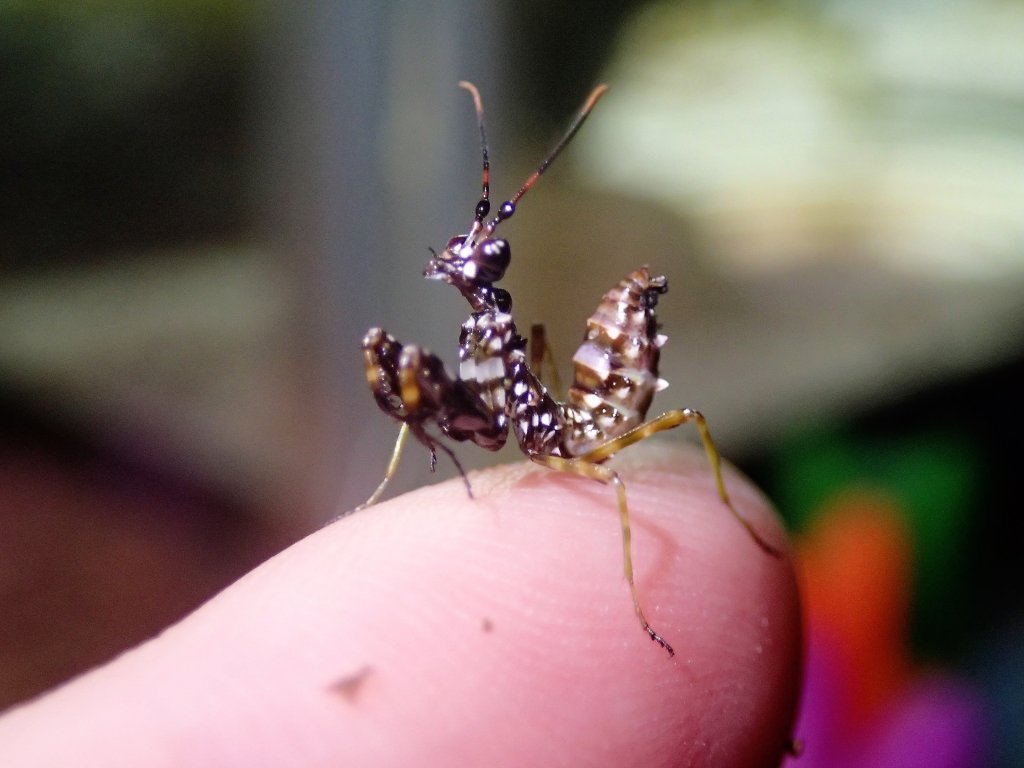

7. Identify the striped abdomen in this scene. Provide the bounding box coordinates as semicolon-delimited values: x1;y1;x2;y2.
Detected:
560;267;668;456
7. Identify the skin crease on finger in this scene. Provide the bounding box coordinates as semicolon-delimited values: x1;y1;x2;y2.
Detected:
0;442;801;768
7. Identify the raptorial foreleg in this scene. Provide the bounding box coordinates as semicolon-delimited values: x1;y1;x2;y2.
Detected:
359;327;502;509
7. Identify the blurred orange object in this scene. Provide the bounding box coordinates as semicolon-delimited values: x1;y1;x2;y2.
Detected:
796;492;913;728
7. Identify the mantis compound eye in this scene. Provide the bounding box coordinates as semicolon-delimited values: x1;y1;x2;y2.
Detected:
434;236;509;285
473;239;510;283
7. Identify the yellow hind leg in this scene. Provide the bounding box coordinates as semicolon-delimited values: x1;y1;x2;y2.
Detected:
577;409;781;557
528;452;675;656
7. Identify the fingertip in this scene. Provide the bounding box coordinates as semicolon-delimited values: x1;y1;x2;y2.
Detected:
0;444;800;768
348;442;801;765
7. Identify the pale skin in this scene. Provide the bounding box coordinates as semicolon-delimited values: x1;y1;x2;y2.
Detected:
0;443;801;767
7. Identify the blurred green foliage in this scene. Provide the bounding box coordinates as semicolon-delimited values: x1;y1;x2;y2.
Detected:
774;425;983;660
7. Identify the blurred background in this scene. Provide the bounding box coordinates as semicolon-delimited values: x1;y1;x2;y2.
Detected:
1;0;1021;763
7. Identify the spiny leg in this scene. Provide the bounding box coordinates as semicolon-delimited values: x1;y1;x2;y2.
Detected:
529;453;675;656
579;409;782;558
529;323;564;398
353;422;410;513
